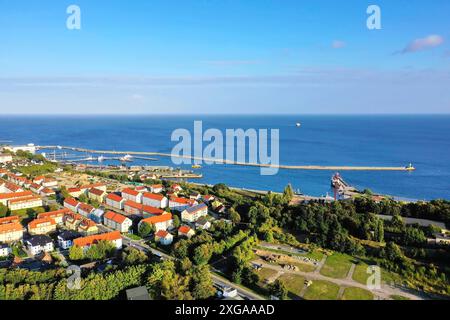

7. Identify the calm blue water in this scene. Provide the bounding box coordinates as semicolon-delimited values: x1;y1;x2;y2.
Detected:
1;115;449;200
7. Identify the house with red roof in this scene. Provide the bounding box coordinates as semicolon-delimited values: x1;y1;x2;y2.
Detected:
181;203;208;223
142;192;168;208
8;195;43;211
64;197;80;212
37;208;71;225
124;200;143;215
169;196;197;212
103;211;132;233
154;230;173;245
138;213;173;232
0;221;24;243
77;203;95;218
0;191;33;206
67;187;83;198
105;193;125;210
150;184;164;193
121;188;142;203
142;205;166;218
178;225;195;239
30;183;44;194
73;231;122;251
40;187;56;197
28;217;57;235
88;188;106;203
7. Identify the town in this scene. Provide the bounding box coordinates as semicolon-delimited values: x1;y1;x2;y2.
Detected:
0;147;449;301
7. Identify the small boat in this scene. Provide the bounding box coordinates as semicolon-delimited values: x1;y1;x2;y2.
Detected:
192;164;202;169
296;122;301;127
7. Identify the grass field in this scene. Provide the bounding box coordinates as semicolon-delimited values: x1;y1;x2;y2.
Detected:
257;267;279;286
341;287;374;300
277;273;305;300
352;261;402;286
289;261;316;272
390;294;410;300
303;280;340;300
11;206;47;221
320;253;354;279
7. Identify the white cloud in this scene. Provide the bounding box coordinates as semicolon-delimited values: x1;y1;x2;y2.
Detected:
400;35;444;54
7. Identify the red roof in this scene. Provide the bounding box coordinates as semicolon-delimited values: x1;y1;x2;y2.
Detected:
104;211;128;224
142;205;165;216
106;193;123;202
124;200;142;210
122;188;139;196
28;217;56;229
89;188;105;196
0;215;20;225
178;225;192;234
155;230;169;238
40;187;55;194
37;208;71;219
0;191;33;200
0;222;23;234
9;196;41;204
151;184;163;189
170;196;191;204
141;213;172;225
64;197;79;207
143;192;165;201
73;231;121;247
78;203;94;213
68;187;81;193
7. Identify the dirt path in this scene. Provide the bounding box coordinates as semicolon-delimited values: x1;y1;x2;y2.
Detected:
257;260;424;300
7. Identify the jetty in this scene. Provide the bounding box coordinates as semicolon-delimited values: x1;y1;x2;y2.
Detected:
37;145;415;172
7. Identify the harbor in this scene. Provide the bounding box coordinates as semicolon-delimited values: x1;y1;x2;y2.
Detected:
37;145;416;172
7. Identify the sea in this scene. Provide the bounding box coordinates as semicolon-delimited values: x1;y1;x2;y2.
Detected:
1;115;449;200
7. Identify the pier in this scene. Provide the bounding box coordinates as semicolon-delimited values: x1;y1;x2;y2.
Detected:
37;145;415;172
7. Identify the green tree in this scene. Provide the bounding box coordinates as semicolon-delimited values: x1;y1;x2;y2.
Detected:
268;279;288;300
122;247;148;265
173;215;181;228
229;207;241;224
68;245;84;261
193;243;213;265
190;265;216;299
0;204;8;218
138;222;154;238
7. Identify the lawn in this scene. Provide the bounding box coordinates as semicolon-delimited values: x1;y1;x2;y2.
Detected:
341;287;374;300
303;280;340;300
290;261;316;273
11;206;47;221
320;253;354;279
352;261;402;287
256;267;279;286
278;273;305;300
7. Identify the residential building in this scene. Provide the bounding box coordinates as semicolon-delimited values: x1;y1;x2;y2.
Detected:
78;203;95;217
30;183;44;194
88;209;105;224
57;230;81;250
0;244;11;257
0;154;13;164
67;187;83;198
8;196;43;211
78;219;99;236
181;203;208;223
28;217;57;235
150;184;164;193
121;188;142;203
26;235;54;255
202;195;215;203
195;216;211;230
73;231;122;251
124;200;143;215
189;192;201;200
105;193;125;210
33;176;45;184
88;188;106;203
139;213;173;232
103;211;132;233
64;197;80;212
40;187;56;197
0;215;20;225
63;212;84;231
125;286;150;301
37;208;70;225
142;192;168;208
0;222;23;243
154;230;173;245
169;196;197;212
171;184;183;192
79;183;107;194
0;191;33;206
142;205;166;218
42;178;58;188
178;225;195;238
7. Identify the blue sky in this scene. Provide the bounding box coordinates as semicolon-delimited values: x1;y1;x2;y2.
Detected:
0;0;449;114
